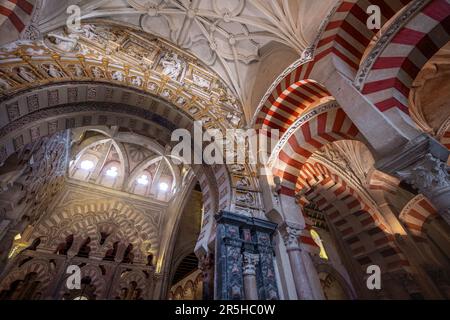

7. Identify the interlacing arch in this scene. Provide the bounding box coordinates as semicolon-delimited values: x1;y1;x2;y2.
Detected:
58;264;107;299
0;257;51;297
113;269;149;300
298;161;411;274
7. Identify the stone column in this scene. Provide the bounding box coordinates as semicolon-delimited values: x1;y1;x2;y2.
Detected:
254;226;279;300
215;211;245;300
242;253;259;300
215;211;280;300
279;222;314;299
377;134;450;225
302;252;325;300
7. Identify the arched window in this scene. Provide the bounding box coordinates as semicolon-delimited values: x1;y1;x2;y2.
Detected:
98;161;121;188
132;172;152;196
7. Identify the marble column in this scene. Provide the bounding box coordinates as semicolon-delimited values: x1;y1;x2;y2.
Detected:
279;222;314;300
377;134;450;225
302;252;325;300
242;253;259;300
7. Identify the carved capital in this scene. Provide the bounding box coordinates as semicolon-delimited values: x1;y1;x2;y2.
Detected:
279;222;303;251
397;153;450;195
377;134;450;223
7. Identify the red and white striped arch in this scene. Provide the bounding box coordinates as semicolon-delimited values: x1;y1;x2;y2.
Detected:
298;161;410;273
368;169;401;196
252;0;413;130
273;107;363;196
0;0;34;33
361;0;450;114
399;194;438;239
315;0;414;72
255;80;332;132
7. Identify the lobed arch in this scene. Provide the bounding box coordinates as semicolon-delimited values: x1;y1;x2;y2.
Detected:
32;199;160;264
0;257;51;297
58;264;107;300
113;269;149;300
0;88;236;257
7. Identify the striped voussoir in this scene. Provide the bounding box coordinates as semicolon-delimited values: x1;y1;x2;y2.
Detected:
274;107;363;196
256;80;332;132
0;0;34;32
255;0;412;131
368;170;401;195
300;161;409;272
361;0;450;114
399;195;438;239
316;0;413;71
